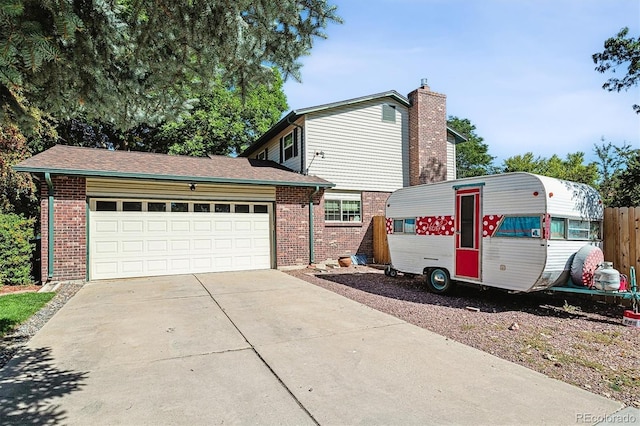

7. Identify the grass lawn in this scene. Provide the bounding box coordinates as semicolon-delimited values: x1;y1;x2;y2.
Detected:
0;292;56;337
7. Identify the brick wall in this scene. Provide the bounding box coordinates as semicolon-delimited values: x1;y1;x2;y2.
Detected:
276;187;388;267
408;83;448;185
40;175;86;281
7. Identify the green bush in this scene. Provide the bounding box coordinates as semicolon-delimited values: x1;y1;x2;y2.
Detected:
0;213;35;286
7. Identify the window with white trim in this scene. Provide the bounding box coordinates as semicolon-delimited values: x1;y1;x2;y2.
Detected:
324;192;362;223
283;132;295;161
256;149;267;160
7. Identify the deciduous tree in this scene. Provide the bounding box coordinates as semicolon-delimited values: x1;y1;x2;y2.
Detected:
447;116;496;178
593;27;640;113
500;152;598;186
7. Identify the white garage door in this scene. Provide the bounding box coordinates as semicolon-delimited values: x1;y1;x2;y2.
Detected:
89;199;272;280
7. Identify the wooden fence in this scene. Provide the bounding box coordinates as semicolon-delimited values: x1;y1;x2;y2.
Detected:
603;207;640;279
372;216;391;264
373;210;640;280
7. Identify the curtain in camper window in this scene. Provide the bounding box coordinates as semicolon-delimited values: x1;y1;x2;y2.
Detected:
494;216;541;237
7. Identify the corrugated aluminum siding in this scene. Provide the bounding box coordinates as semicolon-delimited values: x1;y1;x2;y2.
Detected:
86;178;276;201
539;176;603;220
305;99;408;192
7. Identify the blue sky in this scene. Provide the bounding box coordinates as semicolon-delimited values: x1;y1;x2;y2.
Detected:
283;0;640;165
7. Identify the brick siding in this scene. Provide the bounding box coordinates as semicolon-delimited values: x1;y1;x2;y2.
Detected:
40;175;86;281
408;84;449;185
276;187;388;267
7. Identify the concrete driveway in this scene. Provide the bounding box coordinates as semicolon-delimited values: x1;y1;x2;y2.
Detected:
0;270;629;425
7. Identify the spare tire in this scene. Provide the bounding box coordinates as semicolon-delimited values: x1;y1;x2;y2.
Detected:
570;245;604;287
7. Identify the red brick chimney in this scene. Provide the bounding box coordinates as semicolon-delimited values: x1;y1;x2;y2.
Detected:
408;79;448;185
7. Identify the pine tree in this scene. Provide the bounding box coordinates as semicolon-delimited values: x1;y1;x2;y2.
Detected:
0;0;340;132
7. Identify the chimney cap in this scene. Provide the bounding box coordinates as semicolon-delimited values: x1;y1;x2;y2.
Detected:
420;78;429;87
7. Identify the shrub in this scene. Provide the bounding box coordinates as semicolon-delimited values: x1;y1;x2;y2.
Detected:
0;213;35;286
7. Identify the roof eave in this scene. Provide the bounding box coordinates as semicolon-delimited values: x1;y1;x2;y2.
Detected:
446;127;468;144
13;166;335;189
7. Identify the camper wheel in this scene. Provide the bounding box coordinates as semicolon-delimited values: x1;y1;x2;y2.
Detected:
425;268;454;294
388;268;398;278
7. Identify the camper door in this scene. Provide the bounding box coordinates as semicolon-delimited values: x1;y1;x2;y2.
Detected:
455;187;481;280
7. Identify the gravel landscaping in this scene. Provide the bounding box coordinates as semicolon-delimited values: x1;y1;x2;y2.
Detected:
0;282;84;369
287;265;640;408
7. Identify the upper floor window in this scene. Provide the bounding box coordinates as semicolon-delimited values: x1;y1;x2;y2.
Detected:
279;129;299;162
382;104;396;123
256;149;267;160
283;133;295;160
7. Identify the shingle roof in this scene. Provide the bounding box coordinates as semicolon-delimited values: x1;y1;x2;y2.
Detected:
14;145;333;188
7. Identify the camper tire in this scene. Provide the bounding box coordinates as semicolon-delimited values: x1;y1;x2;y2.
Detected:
425;268;454;294
388;268;398;278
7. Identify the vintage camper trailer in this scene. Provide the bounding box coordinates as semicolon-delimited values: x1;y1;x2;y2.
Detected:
385;173;603;294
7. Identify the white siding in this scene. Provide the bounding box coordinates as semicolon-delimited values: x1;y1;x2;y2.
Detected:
253;118;304;173
446;136;456;180
305;99;408;192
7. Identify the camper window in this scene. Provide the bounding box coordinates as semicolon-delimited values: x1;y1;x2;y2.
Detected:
550;217;566;239
567;219;601;240
393;218;416;234
495;216;541;238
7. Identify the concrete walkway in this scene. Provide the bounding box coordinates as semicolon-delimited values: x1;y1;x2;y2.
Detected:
0;270;630;425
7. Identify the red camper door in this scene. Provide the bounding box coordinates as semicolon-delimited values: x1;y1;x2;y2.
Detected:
455;187;481;280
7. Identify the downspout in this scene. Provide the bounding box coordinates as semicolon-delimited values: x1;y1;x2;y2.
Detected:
44;173;54;280
309;186;320;265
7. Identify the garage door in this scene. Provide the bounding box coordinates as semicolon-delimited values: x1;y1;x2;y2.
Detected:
89;199;272;280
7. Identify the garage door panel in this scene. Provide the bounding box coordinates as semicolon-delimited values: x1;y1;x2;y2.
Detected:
122;240;144;253
254;237;270;249
171;240;190;251
215;221;232;231
215;239;233;250
193;239;212;250
147;221;168;232
193;221;212;232
147;259;169;272
147;240;168;252
95;241;118;254
236;238;252;249
90;199;272;280
122;221;144;232
171;221;190;232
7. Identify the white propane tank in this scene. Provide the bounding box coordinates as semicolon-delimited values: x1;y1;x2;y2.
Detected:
593;262;621;291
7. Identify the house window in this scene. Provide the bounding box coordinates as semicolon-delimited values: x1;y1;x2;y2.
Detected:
235;204;250;213
324;192;362;223
282;133;295;161
256;149;267;160
382;104;396;123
